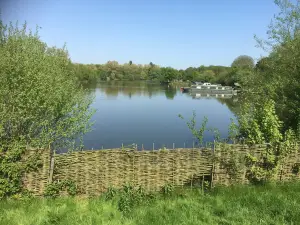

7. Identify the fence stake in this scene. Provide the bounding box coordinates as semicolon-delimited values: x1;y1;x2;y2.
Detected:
191;148;194;189
142;144;144;151
184;142;186;148
173;143;175;149
48;155;55;184
211;140;216;189
193;141;194;149
153;143;154;150
102;146;103;149
201;174;205;195
122;143;123;149
211;165;214;189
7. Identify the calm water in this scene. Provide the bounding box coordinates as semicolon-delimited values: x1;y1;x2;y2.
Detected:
82;81;239;150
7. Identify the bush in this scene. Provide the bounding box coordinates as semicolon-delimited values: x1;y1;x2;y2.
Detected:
0;21;94;198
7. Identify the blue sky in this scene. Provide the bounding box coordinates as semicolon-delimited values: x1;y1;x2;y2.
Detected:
1;0;279;69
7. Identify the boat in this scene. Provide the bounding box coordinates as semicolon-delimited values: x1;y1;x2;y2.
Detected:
181;82;237;95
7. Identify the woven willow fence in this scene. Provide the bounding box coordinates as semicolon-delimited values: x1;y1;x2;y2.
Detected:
23;144;300;196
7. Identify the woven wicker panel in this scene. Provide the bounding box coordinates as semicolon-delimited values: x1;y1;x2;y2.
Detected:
49;148;213;195
23;143;300;196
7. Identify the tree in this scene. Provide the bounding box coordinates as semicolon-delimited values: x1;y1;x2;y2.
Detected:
242;0;300;133
231;55;255;69
184;67;196;81
148;65;161;80
140;70;148;80
255;57;270;72
0;21;94;197
198;65;206;73
202;70;216;82
255;0;300;51
160;67;179;83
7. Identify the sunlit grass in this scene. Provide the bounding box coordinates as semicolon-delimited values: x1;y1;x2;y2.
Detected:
1;182;300;225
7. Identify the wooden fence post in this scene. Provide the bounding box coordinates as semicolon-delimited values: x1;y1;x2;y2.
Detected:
211;140;216;189
191;148;194;189
279;165;283;181
48;151;55;184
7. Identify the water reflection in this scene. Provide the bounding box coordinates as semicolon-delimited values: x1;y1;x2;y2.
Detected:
84;81;239;113
83;81;172;99
190;92;235;99
80;81;240;150
165;87;177;100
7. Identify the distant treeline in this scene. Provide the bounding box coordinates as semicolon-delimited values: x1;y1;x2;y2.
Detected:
73;56;255;86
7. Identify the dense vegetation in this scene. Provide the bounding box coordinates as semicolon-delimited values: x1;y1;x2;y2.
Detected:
239;0;300;134
231;55;255;69
73;60;252;86
0;21;94;198
1;182;300;224
226;0;300;185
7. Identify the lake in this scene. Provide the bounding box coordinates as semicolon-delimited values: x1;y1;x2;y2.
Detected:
82;81;239;150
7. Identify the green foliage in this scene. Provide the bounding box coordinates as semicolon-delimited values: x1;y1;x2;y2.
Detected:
180;103;297;184
117;184;153;216
161;183;175;196
233;0;300;183
245;0;300;132
104;187;117;200
0;149;43;198
0;21;94;198
72;61;245;86
178;112;208;147
201;70;216;82
239;100;283;144
165;87;177;99
44;180;77;198
208;128;221;142
223;153;244;180
73;63;99;83
231;55;255;69
159;67;179;83
238;99;299;183
179;112;239;145
228;118;239;143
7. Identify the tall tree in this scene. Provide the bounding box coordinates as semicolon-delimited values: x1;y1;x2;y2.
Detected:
242;0;300;132
231;55;255;69
160;67;179;83
0;21;94;197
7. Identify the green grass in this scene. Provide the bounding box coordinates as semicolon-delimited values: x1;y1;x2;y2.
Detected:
1;182;300;225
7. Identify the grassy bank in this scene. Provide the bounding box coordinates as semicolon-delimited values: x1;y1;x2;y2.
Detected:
1;182;300;225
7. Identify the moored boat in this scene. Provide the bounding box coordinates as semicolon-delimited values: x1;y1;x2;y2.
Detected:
181;82;237;95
